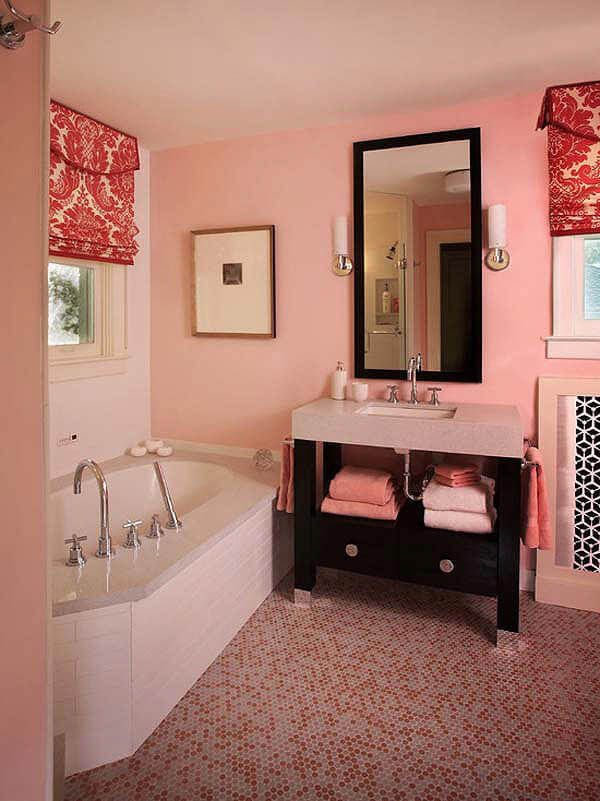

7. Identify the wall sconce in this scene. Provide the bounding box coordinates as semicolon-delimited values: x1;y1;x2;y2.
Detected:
332;216;353;276
485;204;510;270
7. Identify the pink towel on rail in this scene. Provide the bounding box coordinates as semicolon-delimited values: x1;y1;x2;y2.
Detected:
277;438;294;514
522;447;551;549
329;465;395;506
321;493;403;520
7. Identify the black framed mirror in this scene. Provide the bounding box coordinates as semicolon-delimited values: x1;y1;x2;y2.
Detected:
353;128;482;383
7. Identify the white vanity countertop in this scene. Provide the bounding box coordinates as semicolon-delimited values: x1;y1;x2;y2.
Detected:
292;398;523;458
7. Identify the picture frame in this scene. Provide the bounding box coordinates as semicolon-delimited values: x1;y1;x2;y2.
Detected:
191;225;276;338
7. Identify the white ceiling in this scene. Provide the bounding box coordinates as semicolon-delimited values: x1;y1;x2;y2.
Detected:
365;140;470;204
50;0;600;151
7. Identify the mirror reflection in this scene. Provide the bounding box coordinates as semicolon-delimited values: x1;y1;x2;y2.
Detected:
361;137;476;376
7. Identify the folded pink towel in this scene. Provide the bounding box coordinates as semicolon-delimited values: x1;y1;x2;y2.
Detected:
423;476;495;514
329;465;395;506
424;507;496;534
276;438;294;514
434;474;481;488
522;447;551;549
435;462;479;481
321;493;403;520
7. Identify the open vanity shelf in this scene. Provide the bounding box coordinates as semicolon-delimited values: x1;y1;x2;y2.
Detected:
293;437;522;640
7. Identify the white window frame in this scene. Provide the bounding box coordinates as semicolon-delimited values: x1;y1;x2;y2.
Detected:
49;257;129;382
545;235;600;359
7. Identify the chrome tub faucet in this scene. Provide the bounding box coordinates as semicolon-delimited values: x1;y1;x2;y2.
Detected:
154;461;182;530
407;353;423;405
73;459;114;558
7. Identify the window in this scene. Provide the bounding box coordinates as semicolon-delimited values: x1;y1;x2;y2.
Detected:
584;239;600;320
546;235;600;359
49;261;95;348
48;258;128;381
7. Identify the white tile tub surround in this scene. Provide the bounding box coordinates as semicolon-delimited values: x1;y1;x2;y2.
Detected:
51;448;293;775
53;604;132;776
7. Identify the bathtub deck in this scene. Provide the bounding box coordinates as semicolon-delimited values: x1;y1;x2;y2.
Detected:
52;448;279;616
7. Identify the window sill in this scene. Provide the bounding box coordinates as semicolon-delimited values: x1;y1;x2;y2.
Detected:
544;336;600;359
49;355;129;383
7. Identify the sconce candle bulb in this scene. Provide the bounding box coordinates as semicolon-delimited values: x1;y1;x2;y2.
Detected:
485;204;510;270
332;215;353;276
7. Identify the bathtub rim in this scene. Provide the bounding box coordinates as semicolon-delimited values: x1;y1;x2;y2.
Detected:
51;444;280;617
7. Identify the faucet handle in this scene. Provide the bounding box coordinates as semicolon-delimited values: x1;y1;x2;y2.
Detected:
64;534;87;567
64;533;87;546
386;384;400;404
147;513;164;539
428;387;442;406
122;519;143;549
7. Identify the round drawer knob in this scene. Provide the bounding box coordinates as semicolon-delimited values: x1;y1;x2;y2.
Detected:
439;558;454;574
345;543;358;558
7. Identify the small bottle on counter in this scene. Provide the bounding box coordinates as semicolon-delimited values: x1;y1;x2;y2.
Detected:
331;361;347;400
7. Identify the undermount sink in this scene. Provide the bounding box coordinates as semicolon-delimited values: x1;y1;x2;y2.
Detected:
357;403;457;420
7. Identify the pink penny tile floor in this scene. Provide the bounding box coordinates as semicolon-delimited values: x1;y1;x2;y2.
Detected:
65;570;600;801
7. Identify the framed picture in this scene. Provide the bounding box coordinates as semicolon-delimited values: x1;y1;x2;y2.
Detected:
191;225;276;338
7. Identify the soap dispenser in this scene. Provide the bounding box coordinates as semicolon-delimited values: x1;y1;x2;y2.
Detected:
331;361;347;400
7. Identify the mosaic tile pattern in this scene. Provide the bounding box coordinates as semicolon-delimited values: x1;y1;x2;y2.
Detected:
575;396;600;572
66;571;600;801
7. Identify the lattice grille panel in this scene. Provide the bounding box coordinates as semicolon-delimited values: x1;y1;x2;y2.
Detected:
574;396;600;572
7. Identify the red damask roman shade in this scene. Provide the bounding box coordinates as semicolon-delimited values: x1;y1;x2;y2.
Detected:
537;80;600;236
49;100;140;265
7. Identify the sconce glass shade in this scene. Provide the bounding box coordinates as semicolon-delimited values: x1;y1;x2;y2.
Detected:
334;216;348;254
488;204;507;248
485;204;509;270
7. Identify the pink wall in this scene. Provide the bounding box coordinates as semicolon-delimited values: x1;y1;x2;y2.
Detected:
151;91;600;449
0;6;49;800
413;201;471;356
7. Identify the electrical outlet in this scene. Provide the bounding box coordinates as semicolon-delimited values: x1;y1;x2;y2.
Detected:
57;433;79;447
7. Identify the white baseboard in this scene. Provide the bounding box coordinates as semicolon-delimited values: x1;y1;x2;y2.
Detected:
535;573;600;612
520;569;535;593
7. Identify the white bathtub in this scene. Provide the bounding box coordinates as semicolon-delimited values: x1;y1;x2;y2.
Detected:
50;457;232;560
51;447;293;775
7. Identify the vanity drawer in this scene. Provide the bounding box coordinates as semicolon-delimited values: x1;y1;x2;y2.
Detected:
397;528;497;596
315;514;398;579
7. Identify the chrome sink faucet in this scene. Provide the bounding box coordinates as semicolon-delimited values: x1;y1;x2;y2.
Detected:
407;353;423;405
73;459;114;558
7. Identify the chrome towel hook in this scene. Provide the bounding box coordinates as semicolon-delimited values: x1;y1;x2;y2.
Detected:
0;0;61;50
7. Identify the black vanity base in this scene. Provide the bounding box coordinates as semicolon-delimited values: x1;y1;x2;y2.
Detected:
294;440;521;639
